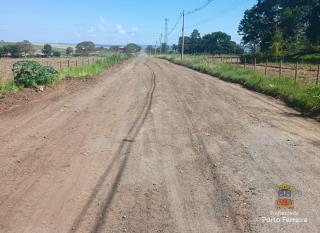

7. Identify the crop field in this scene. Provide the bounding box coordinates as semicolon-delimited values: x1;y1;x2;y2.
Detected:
0;57;101;81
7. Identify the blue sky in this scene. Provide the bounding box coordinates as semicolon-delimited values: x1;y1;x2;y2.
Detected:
0;0;257;45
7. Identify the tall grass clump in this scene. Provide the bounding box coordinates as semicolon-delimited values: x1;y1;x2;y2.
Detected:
159;55;320;116
0;81;19;94
59;54;134;79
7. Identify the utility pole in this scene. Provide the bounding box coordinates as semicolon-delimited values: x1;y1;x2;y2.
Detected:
154;41;157;55
159;33;163;54
165;18;168;53
181;10;185;60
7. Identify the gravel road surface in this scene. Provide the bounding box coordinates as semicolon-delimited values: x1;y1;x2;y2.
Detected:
0;57;319;233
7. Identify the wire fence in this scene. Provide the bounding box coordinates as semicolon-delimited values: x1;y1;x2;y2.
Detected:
208;55;320;84
0;57;102;82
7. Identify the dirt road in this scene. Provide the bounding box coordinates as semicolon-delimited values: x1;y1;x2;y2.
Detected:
1;57;320;233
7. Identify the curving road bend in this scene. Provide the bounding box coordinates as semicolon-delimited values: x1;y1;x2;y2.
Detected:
0;57;319;233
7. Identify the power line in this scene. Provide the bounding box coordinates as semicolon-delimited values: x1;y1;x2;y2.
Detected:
167;13;183;36
186;0;215;15
156;0;215;59
161;0;214;42
186;1;244;30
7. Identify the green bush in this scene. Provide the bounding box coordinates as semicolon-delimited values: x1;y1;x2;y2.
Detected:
12;60;58;88
59;54;134;79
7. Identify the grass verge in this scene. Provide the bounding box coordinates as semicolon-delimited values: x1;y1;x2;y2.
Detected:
0;81;19;94
159;55;320;116
58;54;134;79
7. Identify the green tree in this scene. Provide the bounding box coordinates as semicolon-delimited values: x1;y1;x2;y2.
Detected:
53;51;61;57
171;44;178;53
124;43;141;53
16;40;33;57
0;46;4;57
42;44;52;57
4;44;20;58
238;6;261;53
66;47;74;56
190;29;201;54
271;32;283;57
178;36;191;53
238;0;320;54
202;32;235;54
306;0;320;45
76;41;95;56
178;30;242;55
160;43;169;53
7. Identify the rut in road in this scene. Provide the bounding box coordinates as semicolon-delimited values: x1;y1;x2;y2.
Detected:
70;62;156;233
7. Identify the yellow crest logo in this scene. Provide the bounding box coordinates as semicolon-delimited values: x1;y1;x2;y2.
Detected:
276;184;294;209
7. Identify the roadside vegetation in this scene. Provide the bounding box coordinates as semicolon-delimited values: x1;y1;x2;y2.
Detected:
0;54;134;94
0;81;19;94
159;55;320;116
58;54;133;79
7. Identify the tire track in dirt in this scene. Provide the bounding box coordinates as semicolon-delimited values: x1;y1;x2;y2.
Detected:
70;61;156;233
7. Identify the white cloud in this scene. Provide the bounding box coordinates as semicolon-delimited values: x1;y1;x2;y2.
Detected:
116;24;126;35
98;16;107;32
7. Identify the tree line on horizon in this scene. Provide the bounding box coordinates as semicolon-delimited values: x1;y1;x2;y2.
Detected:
146;30;244;55
0;41;142;58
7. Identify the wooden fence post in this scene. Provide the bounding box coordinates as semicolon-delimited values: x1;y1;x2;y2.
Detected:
76;60;78;67
254;57;256;71
279;59;283;77
59;61;62;70
68;60;70;68
317;64;320;85
244;57;246;69
295;62;298;83
265;59;268;75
